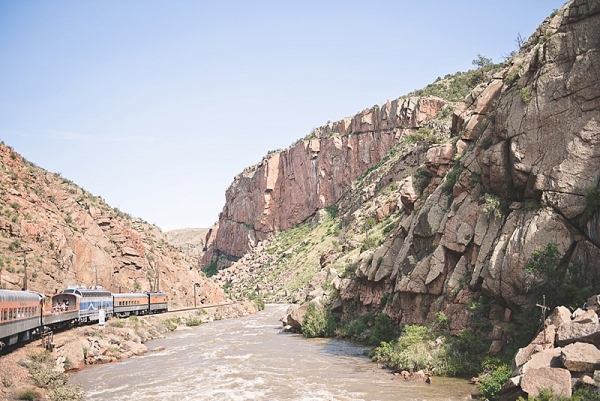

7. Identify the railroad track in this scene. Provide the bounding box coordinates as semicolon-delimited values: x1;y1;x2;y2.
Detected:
166;302;235;314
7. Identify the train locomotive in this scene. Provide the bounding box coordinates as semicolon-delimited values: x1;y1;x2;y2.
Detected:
0;286;168;350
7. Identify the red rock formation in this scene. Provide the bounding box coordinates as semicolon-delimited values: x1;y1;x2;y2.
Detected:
205;97;446;264
0;144;225;307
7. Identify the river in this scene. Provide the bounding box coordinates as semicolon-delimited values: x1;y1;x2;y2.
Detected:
71;304;474;400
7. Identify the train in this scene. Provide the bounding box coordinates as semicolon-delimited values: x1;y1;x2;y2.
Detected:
0;286;168;350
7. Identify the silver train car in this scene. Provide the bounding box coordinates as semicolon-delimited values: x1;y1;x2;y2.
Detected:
0;290;43;349
113;292;169;317
60;286;113;322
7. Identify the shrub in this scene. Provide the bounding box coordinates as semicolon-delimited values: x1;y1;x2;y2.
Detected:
413;167;432;194
302;303;329;338
109;319;126;328
482;193;508;220
371;325;436;372
504;68;520;86
202;260;218;277
185;316;202;326
360;235;381;252
370;313;396;345
478;360;512;401
442;163;462;195
26;352;82;400
402;127;440;145
325;205;339;219
585;187;600;216
520;86;533;104
18;390;38;400
525;243;596;310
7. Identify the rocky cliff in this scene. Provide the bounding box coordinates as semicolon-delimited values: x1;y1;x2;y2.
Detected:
212;0;600;358
0;144;225;307
203;96;448;267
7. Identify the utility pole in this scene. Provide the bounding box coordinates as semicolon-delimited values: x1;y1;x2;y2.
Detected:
22;248;32;290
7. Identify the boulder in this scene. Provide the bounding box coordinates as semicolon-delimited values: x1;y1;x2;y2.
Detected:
546;306;572;329
520;368;571;398
556;321;600;347
573;310;599;325
560;343;600;372
121;340;148;357
519;348;563;375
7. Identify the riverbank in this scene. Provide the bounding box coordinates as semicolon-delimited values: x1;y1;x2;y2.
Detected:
0;301;258;401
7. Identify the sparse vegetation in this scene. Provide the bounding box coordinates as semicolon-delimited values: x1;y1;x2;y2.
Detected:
525;243;597;310
520;86;533;104
202;260;218;277
26;352;82;400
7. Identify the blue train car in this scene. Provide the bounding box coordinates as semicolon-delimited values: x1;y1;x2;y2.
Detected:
61;286;113;323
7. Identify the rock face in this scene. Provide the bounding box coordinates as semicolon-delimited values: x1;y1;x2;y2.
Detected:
165;227;210;267
209;0;600;355
202;97;447;266
0;145;225;307
331;0;600;326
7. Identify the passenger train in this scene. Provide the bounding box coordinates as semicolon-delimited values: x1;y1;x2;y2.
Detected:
0;286;168;350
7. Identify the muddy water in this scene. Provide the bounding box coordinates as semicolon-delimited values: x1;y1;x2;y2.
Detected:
71;304;474;400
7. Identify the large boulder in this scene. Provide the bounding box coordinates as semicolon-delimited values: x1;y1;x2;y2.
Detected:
560;342;600;372
520;367;571;398
556;321;600;347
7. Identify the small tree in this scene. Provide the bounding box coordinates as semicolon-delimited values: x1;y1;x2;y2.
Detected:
363;217;377;239
472;54;493;80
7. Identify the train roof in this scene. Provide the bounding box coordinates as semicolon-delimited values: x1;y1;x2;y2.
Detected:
61;287;112;297
113;293;148;298
0;289;44;302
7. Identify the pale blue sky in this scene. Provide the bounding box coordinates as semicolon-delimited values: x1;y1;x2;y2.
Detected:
0;1;566;230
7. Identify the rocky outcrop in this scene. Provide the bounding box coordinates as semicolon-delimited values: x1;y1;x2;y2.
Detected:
333;0;600;329
203;97;447;265
501;300;600;400
0;144;225;307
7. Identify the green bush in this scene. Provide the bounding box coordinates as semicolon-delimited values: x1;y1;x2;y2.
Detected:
585;187;600;216
478;359;512;401
442;163;462;194
402;127;440;145
109;319;126;328
520;86;533;104
413;167;432;194
18;391;38;400
325;205;339;219
202;260;218;277
302;303;332;338
526;243;596;310
370;313;396;345
185;316;202;326
26;352;82;400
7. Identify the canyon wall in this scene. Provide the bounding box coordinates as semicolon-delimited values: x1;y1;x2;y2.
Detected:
337;0;600;330
0;145;225;307
204;97;447;265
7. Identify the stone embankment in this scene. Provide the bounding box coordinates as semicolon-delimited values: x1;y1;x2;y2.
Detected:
501;295;600;400
0;302;257;401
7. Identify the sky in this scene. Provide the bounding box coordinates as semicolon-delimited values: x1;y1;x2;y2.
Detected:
0;0;567;231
